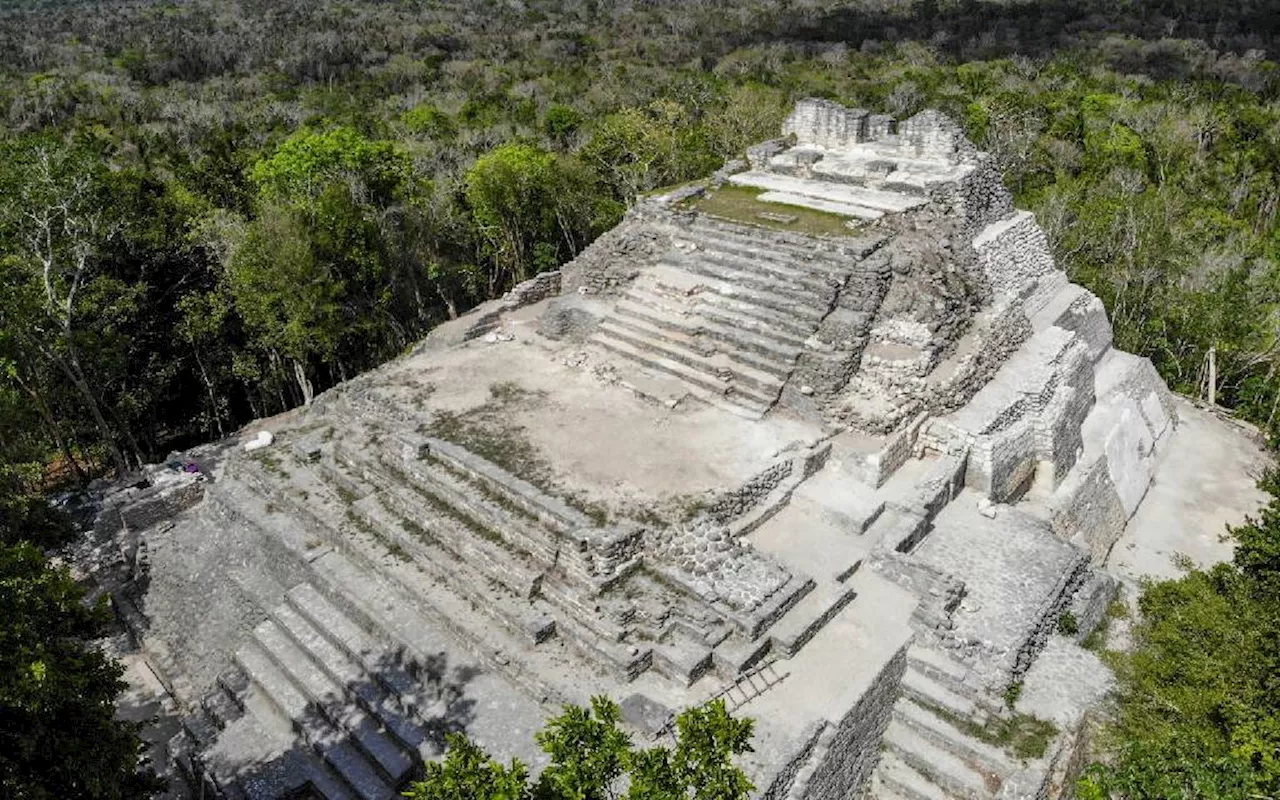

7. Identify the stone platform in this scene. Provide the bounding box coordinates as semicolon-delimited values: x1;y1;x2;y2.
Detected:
93;100;1266;800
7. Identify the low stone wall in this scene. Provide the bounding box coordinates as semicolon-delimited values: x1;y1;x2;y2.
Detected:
505;270;561;307
707;458;794;523
847;413;929;488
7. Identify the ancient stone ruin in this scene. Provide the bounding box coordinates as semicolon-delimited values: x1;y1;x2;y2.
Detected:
102;100;1186;800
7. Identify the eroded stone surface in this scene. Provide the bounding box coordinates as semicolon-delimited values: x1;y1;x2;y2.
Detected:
89;102;1269;800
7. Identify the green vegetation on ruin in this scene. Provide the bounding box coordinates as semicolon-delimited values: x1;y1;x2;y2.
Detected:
1080;470;1280;798
686;184;864;238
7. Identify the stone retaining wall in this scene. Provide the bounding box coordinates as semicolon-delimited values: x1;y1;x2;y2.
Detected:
111;480;207;534
707;458;794;523
506;270;561;307
789;645;909;800
973;211;1056;297
559;207;671;295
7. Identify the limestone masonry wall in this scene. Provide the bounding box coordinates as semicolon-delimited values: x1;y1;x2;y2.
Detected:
782;99;888;150
946;157;1015;235
896;110;978;164
559;207;671;295
506;270;562;306
973;211;1056;297
776;645;909;800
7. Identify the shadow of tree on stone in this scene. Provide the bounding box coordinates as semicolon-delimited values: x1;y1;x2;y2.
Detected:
193;647;481;799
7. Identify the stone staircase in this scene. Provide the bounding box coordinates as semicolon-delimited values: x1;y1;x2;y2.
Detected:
172;574;438;800
870;647;1024;800
327;407;877;679
592;218;859;418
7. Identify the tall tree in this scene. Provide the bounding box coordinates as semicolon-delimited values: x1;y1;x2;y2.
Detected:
0;540;163;799
0;139;131;476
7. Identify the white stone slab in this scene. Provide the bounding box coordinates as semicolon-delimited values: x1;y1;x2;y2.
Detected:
728;170;928;213
1140;390;1171;441
756;190;884;220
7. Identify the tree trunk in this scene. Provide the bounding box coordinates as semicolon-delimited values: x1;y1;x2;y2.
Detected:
193;347;225;438
49;350;129;478
16;373;87;485
293;359;315;406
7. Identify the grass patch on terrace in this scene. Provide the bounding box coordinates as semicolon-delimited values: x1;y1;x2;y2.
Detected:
682;184;859;238
925;701;1059;761
422;381;612;525
345;508;411;562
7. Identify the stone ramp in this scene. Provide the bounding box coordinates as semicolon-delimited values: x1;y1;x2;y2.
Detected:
591;218;861;418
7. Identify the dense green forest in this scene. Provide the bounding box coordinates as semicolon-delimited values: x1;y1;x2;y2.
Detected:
1;1;1280;797
0;0;1278;485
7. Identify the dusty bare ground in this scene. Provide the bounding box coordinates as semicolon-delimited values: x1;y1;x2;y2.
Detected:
363;307;822;515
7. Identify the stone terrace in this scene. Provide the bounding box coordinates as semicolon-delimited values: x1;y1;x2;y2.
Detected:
94;102;1250;800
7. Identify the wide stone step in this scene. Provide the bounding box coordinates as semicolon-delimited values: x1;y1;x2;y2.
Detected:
285;583;440;720
419;436;594;534
646;264;827;324
623;282;813;351
729;170;929;213
901;667;982;722
269;600;433;760
302;547;562;705
347;491;559;649
693;292;819;340
678;221;855;268
234;645;397;800
767;582;858;657
363;481;548;599
892;699;1018;778
690;247;836;293
612;300;799;377
691;299;812;345
876;753;950;800
907;647;972;693
622;290;808;357
252;619;415;784
591;334;772;418
608;312;792;383
595;320;785;397
757;190;885;220
883;720;996;799
379;452;561;569
671;256;827;306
